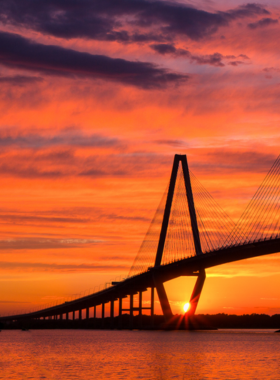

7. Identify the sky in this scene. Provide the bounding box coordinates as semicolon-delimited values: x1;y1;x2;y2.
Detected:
0;0;280;317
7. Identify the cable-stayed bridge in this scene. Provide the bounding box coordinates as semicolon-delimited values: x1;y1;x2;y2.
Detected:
1;154;280;327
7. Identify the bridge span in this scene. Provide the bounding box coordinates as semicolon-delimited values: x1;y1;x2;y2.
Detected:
1;154;280;328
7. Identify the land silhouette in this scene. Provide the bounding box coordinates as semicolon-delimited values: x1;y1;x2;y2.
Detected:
1;313;280;331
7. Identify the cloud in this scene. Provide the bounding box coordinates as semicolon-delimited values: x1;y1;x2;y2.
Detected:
0;260;128;272
0;300;30;303
101;214;149;222
0;150;171;179
155;138;188;147
0;130;121;149
150;44;249;67
0;0;269;42
0;75;43;86
0;209;149;228
192;150;277;174
248;17;278;29
0;213;90;226
150;43;178;55
0;238;103;250
0;31;188;89
263;67;280;73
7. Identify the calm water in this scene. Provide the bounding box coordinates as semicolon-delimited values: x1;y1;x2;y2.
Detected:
0;329;280;379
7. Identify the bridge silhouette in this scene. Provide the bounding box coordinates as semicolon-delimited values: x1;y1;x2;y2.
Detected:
1;154;280;328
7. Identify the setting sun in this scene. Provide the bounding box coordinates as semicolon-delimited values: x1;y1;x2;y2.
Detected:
183;302;190;313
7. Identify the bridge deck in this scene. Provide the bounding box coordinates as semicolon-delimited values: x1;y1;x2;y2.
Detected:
2;237;279;322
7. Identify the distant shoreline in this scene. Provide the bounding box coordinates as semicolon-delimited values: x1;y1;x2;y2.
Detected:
1;313;280;330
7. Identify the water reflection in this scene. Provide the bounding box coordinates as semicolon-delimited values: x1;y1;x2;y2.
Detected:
0;330;279;379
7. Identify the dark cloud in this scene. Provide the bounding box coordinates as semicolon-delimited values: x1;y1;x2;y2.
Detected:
0;130;121;149
248;17;278;29
0;31;188;89
0;0;269;42
0;75;43;86
225;3;269;19
150;44;249;67
191;52;225;67
150;43;178;55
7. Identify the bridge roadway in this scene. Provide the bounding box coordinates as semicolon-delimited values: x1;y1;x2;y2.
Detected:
1;237;280;324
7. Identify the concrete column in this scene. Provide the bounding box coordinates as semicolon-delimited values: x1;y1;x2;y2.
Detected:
66;312;69;320
110;299;114;329
130;293;133;329
188;269;206;315
118;297;122;329
60;314;63;320
93;305;96;329
153;276;173;321
86;307;89;320
139;291;143;329
102;303;105;328
151;286;155;328
72;311;75;320
79;309;82;320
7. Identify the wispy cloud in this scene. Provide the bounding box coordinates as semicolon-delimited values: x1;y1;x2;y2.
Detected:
0;260;128;272
0;130;121;149
0;238;103;250
150;44;249;67
248;17;278;29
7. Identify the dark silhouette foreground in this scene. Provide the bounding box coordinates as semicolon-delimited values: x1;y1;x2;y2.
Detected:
2;313;280;330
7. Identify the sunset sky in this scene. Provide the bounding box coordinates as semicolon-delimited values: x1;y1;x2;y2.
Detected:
0;0;280;316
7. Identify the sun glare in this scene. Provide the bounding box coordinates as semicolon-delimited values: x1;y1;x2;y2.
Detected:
183;302;190;313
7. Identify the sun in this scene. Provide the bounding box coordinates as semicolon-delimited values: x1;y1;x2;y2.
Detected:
183;302;190;313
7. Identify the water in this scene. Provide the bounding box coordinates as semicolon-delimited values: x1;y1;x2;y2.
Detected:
0;329;280;379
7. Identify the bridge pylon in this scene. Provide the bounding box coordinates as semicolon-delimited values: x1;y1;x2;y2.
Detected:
153;154;205;320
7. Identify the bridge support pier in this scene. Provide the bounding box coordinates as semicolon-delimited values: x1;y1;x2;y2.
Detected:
153;276;173;321
102;303;105;328
188;269;206;315
129;293;133;329
139;291;142;329
79;309;82;320
110;299;114;329
151;286;155;327
118;297;122;329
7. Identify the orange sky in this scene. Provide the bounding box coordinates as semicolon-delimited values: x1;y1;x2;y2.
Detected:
0;0;280;316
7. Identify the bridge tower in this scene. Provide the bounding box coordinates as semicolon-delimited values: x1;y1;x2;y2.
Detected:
153;154;206;319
